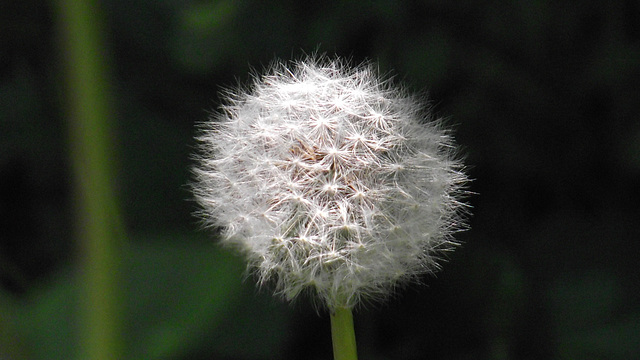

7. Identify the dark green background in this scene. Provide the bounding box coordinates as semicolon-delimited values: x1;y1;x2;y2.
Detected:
2;0;639;359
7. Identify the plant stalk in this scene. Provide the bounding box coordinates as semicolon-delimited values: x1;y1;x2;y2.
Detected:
330;307;358;360
55;0;124;358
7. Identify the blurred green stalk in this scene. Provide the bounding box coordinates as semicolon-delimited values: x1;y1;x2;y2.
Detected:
55;1;124;359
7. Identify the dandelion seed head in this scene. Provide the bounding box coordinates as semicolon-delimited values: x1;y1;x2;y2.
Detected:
193;56;469;310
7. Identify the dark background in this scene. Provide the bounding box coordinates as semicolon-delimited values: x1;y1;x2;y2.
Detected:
2;0;639;359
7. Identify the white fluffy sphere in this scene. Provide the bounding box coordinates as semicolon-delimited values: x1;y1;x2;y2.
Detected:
193;56;469;309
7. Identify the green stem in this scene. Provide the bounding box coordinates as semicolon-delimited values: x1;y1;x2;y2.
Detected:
330;307;358;360
54;1;124;359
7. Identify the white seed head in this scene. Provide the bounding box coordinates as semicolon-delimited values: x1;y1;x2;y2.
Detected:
193;56;469;310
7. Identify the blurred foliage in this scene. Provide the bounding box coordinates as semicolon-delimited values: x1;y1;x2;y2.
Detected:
9;238;293;359
1;0;639;359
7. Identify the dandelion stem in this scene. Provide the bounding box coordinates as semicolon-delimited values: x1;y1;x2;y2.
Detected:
55;0;124;358
330;307;358;360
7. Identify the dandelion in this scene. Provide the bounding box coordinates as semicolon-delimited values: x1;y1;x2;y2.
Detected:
192;55;469;359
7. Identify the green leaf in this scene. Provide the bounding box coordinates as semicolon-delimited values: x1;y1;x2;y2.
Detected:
15;237;246;360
